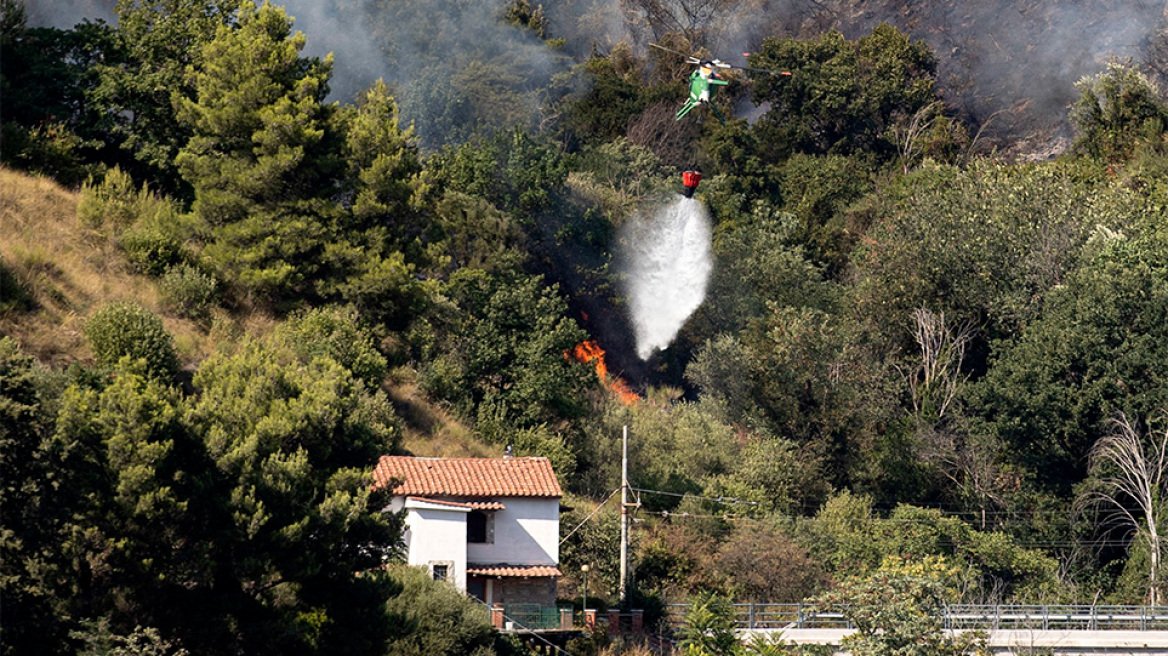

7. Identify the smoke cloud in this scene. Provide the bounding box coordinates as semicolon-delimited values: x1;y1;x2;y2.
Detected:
26;0;1166;150
275;0;580;148
24;0;115;28
618;195;713;360
839;0;1167;149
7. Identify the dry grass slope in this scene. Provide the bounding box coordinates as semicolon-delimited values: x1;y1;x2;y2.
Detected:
1;167;486;456
385;374;498;458
1;167;252;368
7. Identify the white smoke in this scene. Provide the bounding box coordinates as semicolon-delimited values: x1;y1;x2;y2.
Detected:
619;195;713;360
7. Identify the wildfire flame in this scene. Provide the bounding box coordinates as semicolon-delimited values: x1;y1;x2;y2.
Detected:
570;340;639;405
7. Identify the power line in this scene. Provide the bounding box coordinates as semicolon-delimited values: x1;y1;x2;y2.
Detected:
631;487;760;506
560;487;621;545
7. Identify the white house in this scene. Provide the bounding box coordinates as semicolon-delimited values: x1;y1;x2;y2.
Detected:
372;455;563;607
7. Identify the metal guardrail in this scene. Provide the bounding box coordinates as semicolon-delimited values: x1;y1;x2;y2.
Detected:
942;604;1168;631
665;603;1168;632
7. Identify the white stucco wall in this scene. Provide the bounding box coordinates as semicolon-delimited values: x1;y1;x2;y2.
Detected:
402;501;469;591
467;497;559;566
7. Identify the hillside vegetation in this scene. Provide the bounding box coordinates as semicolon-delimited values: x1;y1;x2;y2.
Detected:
0;167;479;457
0;167;258;366
3;0;1168;655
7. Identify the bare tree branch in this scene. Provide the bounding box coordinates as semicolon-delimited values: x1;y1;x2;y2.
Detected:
899;308;974;423
1077;412;1168;605
893;101;944;174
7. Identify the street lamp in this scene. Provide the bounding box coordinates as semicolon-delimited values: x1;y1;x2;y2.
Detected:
580;564;590;620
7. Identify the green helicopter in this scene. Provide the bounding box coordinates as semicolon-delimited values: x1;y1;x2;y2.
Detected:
650;43;791;124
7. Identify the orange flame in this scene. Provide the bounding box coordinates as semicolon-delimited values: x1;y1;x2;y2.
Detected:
570;340;639;405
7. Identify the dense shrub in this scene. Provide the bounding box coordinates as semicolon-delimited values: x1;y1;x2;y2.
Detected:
79;167;181;239
84;302;179;380
1071;61;1168;161
272;306;388;390
158;264;217;320
121;226;187;276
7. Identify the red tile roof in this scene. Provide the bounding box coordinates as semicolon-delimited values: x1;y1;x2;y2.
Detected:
467;564;562;578
373;456;562;498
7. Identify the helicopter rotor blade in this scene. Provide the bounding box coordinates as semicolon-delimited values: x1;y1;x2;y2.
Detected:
650;42;792;75
649;42;695;60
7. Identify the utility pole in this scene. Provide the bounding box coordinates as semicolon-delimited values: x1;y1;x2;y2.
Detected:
620;425;629;607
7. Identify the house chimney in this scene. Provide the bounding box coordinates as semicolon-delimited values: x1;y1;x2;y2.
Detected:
504;445;513;458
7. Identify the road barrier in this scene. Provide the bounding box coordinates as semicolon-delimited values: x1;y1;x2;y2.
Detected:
665;603;1168;632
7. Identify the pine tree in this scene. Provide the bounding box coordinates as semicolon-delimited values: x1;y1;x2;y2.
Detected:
176;1;340;306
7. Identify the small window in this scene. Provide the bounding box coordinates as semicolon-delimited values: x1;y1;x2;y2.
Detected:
468;510;489;543
432;564;449;581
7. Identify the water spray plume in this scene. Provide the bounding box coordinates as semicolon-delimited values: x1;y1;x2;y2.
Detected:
570;340;639;405
619;196;713;360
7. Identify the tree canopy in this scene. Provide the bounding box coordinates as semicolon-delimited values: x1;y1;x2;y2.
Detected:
4;0;1168;650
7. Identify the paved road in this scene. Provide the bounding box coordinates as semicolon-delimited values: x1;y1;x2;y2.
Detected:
742;628;1168;654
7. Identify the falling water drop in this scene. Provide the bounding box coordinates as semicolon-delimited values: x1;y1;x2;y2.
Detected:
618;195;713;360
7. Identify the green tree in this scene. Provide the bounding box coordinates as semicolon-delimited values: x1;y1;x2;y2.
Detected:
815;556;987;656
0;4;111;186
185;338;403;653
577;394;743;506
420;268;594;429
271;305;389;390
678;592;740;656
971;220;1168;494
1;1;91;126
772;153;874;274
1;337;407;655
799;492;1059;601
710;431;825;515
739;305;899;493
429;127;571;223
557;45;651;147
1070;61;1168;162
0;337;73;654
689;207;836;342
321;80;431;329
341;79;428;253
571;137;673;219
48;358;202;651
429;190;526;274
72;619;189;656
849;159;1128;357
90;0;243;195
748;24;938;160
175;0;339;305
